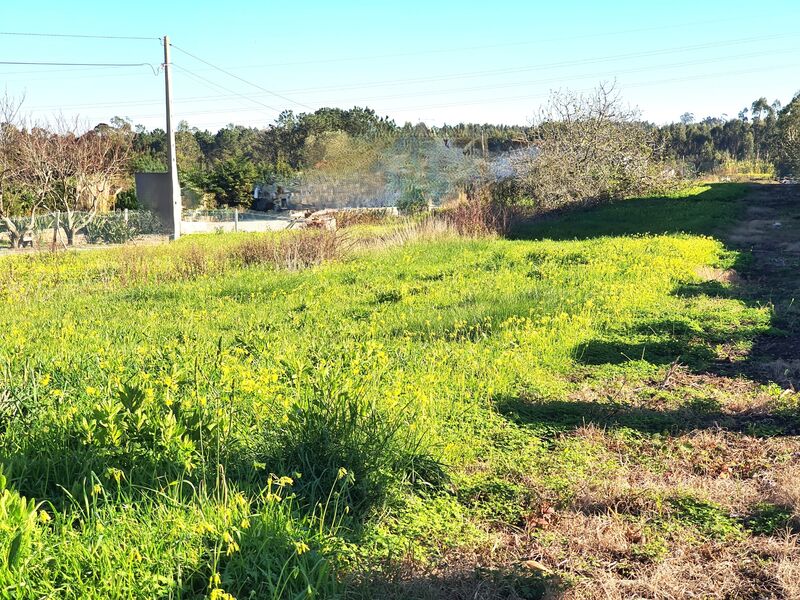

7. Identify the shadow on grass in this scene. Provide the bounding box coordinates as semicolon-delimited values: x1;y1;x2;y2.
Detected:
576;337;716;367
511;183;748;241
495;395;800;438
514;182;800;387
348;565;559;600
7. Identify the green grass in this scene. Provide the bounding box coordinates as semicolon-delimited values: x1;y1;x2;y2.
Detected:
0;183;786;598
517;182;748;240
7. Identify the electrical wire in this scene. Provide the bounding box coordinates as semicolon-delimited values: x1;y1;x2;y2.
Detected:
271;32;798;95
389;62;800;113
24;45;793;113
172;63;281;116
160;15;752;70
169;43;313;110
0;31;158;41
0;60;160;74
105;59;799;123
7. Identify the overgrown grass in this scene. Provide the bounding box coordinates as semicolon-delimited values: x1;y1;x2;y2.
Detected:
0;183;797;598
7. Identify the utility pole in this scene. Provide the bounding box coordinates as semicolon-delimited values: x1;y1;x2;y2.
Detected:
163;35;181;240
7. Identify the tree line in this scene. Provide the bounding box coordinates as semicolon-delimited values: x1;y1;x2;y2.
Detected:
124;93;800;207
2;87;799;248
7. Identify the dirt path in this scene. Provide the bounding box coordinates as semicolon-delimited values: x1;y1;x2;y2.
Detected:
725;183;800;387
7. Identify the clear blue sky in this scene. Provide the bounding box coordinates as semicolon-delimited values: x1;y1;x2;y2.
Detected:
2;1;799;131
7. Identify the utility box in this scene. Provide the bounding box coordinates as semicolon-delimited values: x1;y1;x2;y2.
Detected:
135;172;176;236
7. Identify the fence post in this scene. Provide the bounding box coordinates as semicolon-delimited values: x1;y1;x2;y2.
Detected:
234;208;239;232
52;211;60;249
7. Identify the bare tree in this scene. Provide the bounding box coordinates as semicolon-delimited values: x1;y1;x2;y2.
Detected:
512;83;662;210
43;118;130;245
0;94;41;249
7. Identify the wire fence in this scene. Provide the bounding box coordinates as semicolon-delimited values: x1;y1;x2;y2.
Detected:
181;208;289;222
0;209;165;247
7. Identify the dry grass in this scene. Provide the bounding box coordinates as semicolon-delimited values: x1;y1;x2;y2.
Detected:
235;228;342;270
408;365;800;599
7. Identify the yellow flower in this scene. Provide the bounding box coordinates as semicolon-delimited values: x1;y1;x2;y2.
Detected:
293;541;310;555
105;467;124;484
39;374;51;387
38;510;51;524
209;589;236;600
225;541;240;556
196;521;216;535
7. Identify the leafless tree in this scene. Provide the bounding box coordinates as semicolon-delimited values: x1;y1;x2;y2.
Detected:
0;93;41;249
39;118;130;245
512;82;663;210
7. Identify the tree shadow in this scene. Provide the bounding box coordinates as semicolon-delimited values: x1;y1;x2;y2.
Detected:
495;394;800;438
576;337;716;367
514;182;800;388
510;183;748;241
348;564;560;600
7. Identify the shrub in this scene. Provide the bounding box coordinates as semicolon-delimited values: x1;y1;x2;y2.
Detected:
442;198;514;237
114;188;138;210
235;230;341;270
396;185;428;214
85;211;163;244
332;208;396;228
512;84;668;210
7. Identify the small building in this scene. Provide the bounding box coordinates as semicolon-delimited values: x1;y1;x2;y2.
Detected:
252;183;292;211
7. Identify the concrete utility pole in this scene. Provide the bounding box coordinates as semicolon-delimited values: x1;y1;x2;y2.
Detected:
163;35;181;240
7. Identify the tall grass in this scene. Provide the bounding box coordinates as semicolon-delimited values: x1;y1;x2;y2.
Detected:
262;359;442;516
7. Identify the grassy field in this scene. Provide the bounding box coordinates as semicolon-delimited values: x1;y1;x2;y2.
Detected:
0;183;798;599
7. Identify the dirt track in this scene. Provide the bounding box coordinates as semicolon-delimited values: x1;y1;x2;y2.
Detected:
726;183;800;387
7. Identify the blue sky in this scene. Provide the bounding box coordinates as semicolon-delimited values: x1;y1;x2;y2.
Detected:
2;1;799;131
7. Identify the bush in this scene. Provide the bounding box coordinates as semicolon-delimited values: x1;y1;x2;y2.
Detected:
115;188;138;210
396;185;428;214
332;208;396;228
512;84;666;210
442;198;515;237
235;230;341;270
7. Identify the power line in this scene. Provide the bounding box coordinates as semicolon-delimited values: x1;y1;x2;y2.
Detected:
347;47;798;104
99;59;800;125
0;31;158;41
272;32;798;95
390;62;800;114
172;63;281;116
0;60;153;67
25;45;793;112
0;60;159;74
214;16;753;70
169;43;313;110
